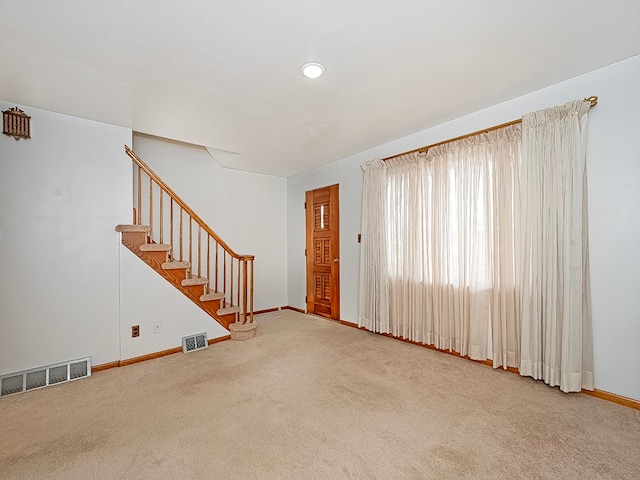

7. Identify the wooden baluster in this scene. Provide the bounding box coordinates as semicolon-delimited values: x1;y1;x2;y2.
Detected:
229;255;233;305
223;253;227;306
159;188;163;244
170;198;173;261
149;178;153;236
242;258;248;323
250;258;254;323
189;217;192;277
215;243;219;292
237;258;241;314
179;207;183;262
206;236;210;287
197;224;201;278
137;166;142;225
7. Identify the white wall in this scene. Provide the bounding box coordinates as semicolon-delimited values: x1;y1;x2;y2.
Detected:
287;55;640;401
119;246;229;360
0;102;132;373
131;134;288;311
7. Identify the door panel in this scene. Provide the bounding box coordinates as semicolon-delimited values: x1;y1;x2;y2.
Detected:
306;184;339;320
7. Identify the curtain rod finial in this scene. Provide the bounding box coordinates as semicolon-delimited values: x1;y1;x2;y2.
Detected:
585;96;598;107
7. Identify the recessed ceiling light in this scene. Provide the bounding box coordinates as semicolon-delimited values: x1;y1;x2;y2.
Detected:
301;62;325;79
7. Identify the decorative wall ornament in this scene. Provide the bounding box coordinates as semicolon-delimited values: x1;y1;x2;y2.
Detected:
3;107;31;140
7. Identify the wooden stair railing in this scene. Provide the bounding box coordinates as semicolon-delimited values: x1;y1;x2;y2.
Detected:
122;145;254;327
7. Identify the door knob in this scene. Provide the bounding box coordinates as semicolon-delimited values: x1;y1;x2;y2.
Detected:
334;258;340;263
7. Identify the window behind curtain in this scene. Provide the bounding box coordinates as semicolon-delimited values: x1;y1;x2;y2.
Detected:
379;125;521;364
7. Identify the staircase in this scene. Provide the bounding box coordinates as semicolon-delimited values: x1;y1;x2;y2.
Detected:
115;146;255;334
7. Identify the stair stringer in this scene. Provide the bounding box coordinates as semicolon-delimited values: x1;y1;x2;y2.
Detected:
120;231;238;329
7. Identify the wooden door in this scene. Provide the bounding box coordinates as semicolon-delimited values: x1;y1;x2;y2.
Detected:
305;184;340;320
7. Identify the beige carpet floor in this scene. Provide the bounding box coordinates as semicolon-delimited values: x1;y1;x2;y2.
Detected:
1;310;639;480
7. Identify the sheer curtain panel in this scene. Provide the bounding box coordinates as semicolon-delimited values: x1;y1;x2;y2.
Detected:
359;159;390;332
518;100;594;392
360;127;522;366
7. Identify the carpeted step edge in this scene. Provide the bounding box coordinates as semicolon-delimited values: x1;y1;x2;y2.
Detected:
217;306;241;316
181;277;208;286
162;261;191;270
200;292;226;302
116;224;151;233
139;243;172;252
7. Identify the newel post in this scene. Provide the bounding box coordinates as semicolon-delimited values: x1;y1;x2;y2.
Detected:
249;257;254;324
229;255;257;340
242;257;248;324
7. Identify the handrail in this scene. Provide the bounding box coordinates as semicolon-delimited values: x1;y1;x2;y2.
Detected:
125;145;243;259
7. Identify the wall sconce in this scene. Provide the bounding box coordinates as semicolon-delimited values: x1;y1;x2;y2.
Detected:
3;107;31;140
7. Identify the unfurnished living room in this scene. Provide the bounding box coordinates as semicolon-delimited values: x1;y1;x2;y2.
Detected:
1;1;640;479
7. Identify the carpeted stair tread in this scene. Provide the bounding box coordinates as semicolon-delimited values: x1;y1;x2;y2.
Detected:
181;277;209;286
115;224;151;233
200;291;226;302
162;261;191;270
217;306;241;316
139;243;172;252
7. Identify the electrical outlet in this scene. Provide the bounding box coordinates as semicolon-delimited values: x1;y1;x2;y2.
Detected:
153;321;162;334
132;325;140;337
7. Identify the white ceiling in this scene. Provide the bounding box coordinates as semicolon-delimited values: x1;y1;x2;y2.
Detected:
2;1;640;177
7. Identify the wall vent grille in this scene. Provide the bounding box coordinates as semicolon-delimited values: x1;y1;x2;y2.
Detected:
0;357;91;398
182;333;208;353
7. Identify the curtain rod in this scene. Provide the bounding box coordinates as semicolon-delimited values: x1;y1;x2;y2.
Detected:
382;96;598;161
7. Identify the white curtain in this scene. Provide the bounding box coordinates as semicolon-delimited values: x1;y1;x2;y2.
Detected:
360;126;522;366
359;99;594;392
358;159;390;332
518;100;594;392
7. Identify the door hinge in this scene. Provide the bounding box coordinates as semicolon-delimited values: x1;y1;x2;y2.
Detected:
305;296;308;303
304;248;307;256
304;201;307;209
